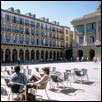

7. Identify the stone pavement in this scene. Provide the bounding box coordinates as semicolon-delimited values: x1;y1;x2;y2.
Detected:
1;61;101;101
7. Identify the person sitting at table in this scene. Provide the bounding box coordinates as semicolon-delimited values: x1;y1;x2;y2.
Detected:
27;67;49;92
9;65;27;93
27;67;41;83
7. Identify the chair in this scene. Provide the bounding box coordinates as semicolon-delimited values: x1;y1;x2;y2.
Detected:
64;70;72;87
50;72;65;89
50;67;56;74
74;68;89;83
4;78;27;101
31;78;51;101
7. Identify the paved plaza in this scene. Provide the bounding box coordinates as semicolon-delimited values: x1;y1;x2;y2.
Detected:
1;61;101;101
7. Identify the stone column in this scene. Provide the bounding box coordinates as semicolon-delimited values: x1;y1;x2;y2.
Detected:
44;51;46;60
48;51;50;60
96;21;99;41
10;49;12;62
17;49;19;63
23;49;25;61
84;23;87;46
35;50;36;61
29;50;31;61
3;49;5;62
55;51;57;60
39;50;41;60
73;26;77;47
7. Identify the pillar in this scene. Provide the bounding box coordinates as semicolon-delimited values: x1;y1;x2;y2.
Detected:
84;23;87;46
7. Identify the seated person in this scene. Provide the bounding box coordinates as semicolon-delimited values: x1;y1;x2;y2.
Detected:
27;67;49;93
9;65;27;93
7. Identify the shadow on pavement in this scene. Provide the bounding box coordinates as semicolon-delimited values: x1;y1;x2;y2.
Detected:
74;80;94;85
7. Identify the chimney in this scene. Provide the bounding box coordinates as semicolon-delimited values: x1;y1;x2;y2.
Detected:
7;7;14;12
26;13;32;16
14;9;20;14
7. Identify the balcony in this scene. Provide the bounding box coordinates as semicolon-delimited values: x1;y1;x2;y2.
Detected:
77;32;84;35
13;40;17;43
19;41;23;44
86;29;96;33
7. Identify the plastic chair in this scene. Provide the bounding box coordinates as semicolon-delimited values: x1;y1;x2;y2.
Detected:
64;70;72;87
74;68;89;83
50;72;65;89
4;79;27;101
32;78;51;101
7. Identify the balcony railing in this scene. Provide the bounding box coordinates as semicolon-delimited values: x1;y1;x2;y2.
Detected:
86;29;96;33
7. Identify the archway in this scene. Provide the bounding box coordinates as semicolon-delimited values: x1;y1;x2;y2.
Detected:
50;51;52;59
1;49;3;62
57;51;59;60
5;49;11;62
45;51;48;61
77;50;83;61
89;49;95;61
25;50;29;61
65;49;72;61
36;50;39;60
31;50;35;60
60;51;63;59
19;49;24;61
41;50;44;59
12;49;17;62
54;51;56;60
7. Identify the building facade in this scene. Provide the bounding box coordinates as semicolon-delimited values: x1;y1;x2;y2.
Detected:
63;27;73;60
71;5;101;61
1;7;72;63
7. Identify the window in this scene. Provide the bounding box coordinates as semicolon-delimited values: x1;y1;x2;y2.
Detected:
1;24;4;31
87;23;96;32
20;27;23;33
37;39;39;45
14;16;16;23
36;22;40;28
79;37;83;44
25;20;29;26
66;30;68;34
6;15;10;21
89;36;94;43
66;36;68;41
41;23;43;29
77;25;84;34
19;18;24;24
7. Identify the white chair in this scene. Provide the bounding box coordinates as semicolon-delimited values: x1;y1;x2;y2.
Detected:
32;78;51;101
5;80;27;101
50;71;65;89
64;70;72;87
74;68;89;83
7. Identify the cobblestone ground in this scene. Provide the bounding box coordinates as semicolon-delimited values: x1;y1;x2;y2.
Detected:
1;61;101;101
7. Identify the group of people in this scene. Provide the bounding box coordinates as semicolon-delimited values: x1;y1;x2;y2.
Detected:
9;65;50;95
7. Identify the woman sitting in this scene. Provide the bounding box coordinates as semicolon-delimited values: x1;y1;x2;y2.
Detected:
27;67;49;93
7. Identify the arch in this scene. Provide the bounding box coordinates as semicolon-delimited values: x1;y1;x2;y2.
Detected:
36;50;39;60
50;51;52;59
53;51;56;60
89;49;95;61
45;51;48;61
77;50;83;61
1;49;3;62
41;50;44;59
60;51;63;58
12;49;17;62
25;50;29;60
19;49;24;61
65;49;72;60
31;50;35;60
57;51;59;60
5;49;11;62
